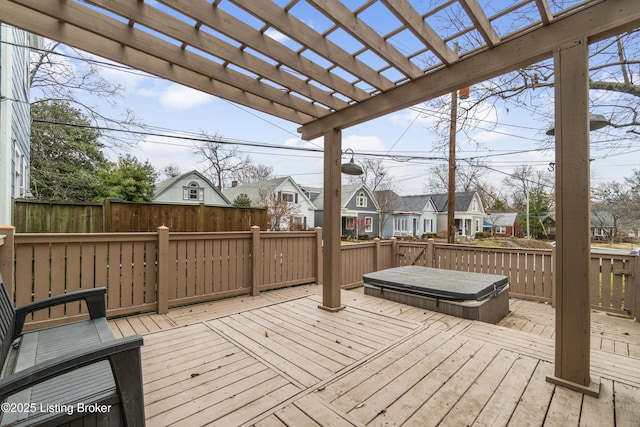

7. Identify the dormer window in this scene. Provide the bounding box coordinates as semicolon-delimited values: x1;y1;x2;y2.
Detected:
356;191;367;207
183;181;204;201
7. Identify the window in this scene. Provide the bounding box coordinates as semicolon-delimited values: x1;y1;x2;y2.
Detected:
476;219;480;232
472;199;478;211
495;226;507;234
183;181;204;201
394;217;409;233
365;217;373;232
278;191;297;203
345;217;355;230
423;219;432;233
356;191;367;207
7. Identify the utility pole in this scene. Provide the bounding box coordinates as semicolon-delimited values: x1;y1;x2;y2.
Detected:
447;43;465;244
447;88;457;244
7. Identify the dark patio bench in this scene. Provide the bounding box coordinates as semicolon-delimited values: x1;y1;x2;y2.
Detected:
0;273;145;426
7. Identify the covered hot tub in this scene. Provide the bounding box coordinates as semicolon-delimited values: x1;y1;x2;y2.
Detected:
363;266;509;324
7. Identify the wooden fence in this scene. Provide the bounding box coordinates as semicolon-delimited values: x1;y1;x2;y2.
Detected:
13;198;268;232
0;226;637;329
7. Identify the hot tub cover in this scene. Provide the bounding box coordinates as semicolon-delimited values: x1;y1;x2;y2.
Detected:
363;266;508;301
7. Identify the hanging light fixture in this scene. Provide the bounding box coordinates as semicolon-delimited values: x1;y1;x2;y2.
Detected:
341;148;364;175
546;113;610;136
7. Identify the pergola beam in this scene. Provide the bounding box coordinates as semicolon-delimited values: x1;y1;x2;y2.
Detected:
299;0;640;139
459;0;501;47
158;0;370;103
305;0;424;79
380;0;457;65
0;0;313;124
86;0;347;112
230;0;394;92
13;0;327;119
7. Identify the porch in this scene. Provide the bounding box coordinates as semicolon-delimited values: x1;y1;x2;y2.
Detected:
110;285;640;426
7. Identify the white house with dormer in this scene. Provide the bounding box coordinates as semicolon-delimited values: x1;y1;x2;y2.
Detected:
223;176;316;230
153;170;230;206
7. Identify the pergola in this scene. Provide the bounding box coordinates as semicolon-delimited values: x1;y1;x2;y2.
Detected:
2;0;639;397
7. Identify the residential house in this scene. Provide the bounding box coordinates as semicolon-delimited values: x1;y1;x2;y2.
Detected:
485;212;523;238
314;183;380;238
223;176;315;230
380;193;437;239
430;191;486;238
154;170;230;206
0;25;40;224
541;211;622;242
590;210;616;242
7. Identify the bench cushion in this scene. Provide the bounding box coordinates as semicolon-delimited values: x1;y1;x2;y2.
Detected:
1;319;121;426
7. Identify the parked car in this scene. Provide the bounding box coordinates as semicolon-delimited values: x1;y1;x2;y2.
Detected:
629;247;640;255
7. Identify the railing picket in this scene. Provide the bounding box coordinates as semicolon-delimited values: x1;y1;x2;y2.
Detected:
6;233;638;327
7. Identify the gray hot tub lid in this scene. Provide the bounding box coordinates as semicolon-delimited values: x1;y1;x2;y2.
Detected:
363;266;508;301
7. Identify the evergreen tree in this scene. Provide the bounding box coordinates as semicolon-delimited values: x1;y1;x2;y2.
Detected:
99;155;157;202
30;100;108;201
232;193;252;207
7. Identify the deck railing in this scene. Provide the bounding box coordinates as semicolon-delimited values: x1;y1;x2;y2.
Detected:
0;225;637;328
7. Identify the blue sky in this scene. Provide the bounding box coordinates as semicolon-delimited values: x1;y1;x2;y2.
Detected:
37;0;638;198
88;59;634;197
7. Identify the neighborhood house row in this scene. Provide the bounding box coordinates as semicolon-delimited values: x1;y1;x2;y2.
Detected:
154;170;499;239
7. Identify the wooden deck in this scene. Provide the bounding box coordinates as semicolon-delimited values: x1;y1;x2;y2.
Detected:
109;285;640;426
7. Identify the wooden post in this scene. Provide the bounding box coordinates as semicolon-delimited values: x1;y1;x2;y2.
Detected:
546;38;599;397
427;238;435;268
633;254;640;322
157;226;169;314
0;225;15;295
319;129;344;311
373;237;381;271
103;198;111;232
251;225;262;296
551;245;556;308
315;227;323;287
391;237;398;267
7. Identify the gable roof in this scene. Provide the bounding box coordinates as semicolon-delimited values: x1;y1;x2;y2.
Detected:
154;170;230;203
428;191;478;213
487;212;519;227
396;195;433;213
222;176;314;207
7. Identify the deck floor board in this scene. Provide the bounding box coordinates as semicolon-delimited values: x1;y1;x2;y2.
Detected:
107;284;640;426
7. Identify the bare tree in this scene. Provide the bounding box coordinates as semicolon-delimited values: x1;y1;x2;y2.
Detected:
193;132;248;190
232;162;274;185
374;188;401;239
29;41;141;150
160;165;181;180
346;158;389;191
425;161;499;209
193;132;275;190
258;188;302;231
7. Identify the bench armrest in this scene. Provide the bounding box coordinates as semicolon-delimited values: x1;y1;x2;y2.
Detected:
13;288;107;339
0;334;143;400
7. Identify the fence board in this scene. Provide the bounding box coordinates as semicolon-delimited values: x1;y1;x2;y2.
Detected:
7;232;638;327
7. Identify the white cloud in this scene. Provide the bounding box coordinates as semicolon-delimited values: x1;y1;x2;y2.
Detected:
343;134;386;153
265;28;290;44
159;85;215;110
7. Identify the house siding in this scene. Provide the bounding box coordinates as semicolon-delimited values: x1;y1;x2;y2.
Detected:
1;25;33;224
